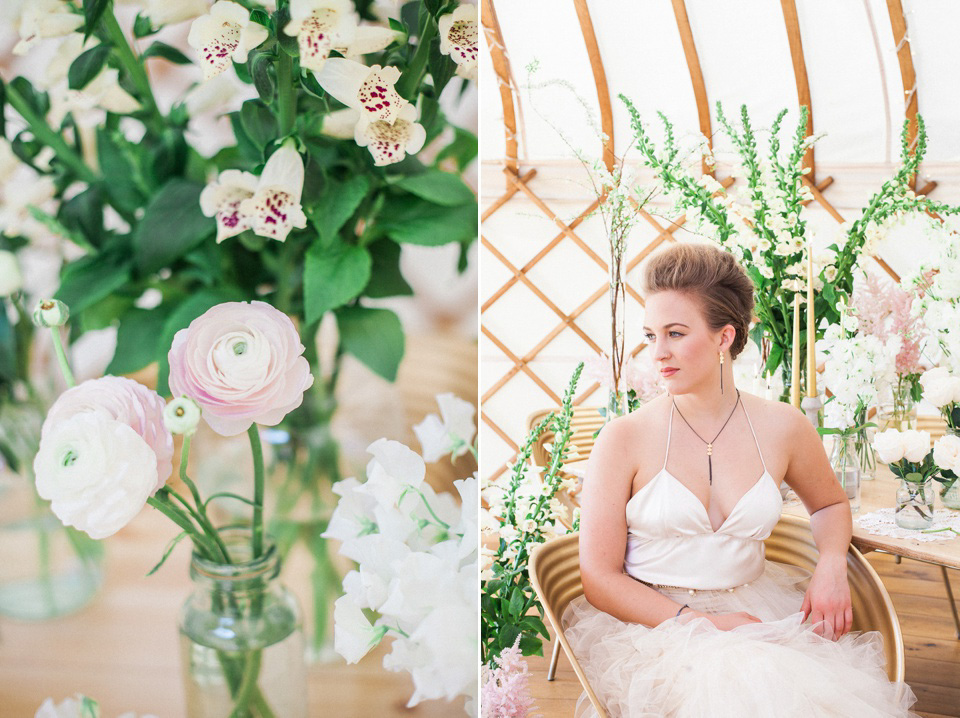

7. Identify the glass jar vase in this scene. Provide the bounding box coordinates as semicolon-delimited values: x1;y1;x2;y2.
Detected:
180;531;308;718
877;381;917;432
940;480;960;510
895;478;935;530
829;434;861;512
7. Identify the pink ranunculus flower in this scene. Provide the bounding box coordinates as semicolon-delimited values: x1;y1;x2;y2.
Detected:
41;375;174;492
168;301;314;436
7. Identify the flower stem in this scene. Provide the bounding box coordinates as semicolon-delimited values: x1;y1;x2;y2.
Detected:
248;425;265;558
48;327;76;389
102;11;165;135
147;494;220;560
277;51;296;136
176;435;232;562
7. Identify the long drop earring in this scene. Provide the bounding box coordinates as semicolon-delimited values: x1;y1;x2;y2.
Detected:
719;351;724;394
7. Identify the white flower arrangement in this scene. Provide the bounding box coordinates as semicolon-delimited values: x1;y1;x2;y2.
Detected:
324;394;478;716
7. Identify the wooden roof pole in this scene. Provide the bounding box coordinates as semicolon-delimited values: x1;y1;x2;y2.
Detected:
480;0;520;188
670;0;714;176
573;0;615;172
779;0;820;186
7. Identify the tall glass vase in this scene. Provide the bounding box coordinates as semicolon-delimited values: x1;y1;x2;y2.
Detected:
180;531;308;718
855;426;876;482
877;380;917;432
829;434;861;512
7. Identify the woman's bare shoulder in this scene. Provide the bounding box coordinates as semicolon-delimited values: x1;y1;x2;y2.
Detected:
592;395;669;458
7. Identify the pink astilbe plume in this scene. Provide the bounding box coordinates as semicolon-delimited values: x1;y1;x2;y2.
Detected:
481;636;536;718
852;271;926;376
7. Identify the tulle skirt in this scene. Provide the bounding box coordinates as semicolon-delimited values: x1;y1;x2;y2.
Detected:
561;560;917;718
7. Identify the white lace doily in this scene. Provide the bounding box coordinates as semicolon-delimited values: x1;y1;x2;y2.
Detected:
855;508;960;542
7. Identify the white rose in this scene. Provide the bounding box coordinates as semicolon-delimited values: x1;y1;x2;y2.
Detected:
873;429;906;464
34;413;158;539
0;250;22;295
920;367;957;408
901;430;931;463
933;435;960;474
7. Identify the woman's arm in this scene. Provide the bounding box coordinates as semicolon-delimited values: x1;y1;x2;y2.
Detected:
780;406;854;639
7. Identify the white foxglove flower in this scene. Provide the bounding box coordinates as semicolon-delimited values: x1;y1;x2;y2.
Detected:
40;33;92;89
188;1;269;81
34;412;159;539
355;103;426;166
48;68;141;125
317;58;407;126
414;393;476;462
199;169;258;243
437;4;478;81
334;594;388;664
321;107;361;139
284;0;358;73
143;0;209;27
0;251;23;296
0;174;57;239
237;142;308;242
13;0;83;56
343;24;401;59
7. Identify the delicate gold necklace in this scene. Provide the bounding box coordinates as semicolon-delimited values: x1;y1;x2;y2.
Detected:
672;390;742;486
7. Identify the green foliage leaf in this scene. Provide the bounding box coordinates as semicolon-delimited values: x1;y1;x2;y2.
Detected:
427;36;457;97
59;186;104;248
133;13;156;38
365;239;412;298
393;169;474;207
28;206;95;253
146;530;189;576
274;7;299;57
435;126;477;172
0;304;16;386
518;635;544;657
134;179;213;273
68;44;111;91
55;253;132;315
309;175;370;246
96;127;146;213
10;77;49;118
82;0;111;38
388;17;406;33
334;305;404;381
377;196;477;245
0;78;6;139
304;240;372;325
107;306;175;375
141;41;192;65
240;99;278;151
250;52;276;103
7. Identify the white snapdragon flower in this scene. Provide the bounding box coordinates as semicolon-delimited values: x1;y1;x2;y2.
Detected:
238;141;308;241
317;58;407;126
199;169;259;243
143;0;209;27
333;594;388;664
13;0;83;56
0;250;24;296
437;4;478;81
188;1;269;81
414;393;476;463
355;103;426;166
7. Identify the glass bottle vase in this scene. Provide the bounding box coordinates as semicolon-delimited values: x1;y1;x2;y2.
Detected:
877;381;917;432
940;480;960;510
180;531;308;718
829;434;861;512
895;478;935;530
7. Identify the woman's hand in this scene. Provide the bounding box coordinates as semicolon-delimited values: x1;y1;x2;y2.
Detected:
688;610;763;631
801;556;852;640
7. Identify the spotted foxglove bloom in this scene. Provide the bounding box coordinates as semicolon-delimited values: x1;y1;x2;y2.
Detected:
284;0;358;73
238;142;308;242
13;0;83;56
437;4;478;81
316;58;407;126
143;0;209;27
354;103;426;166
321;107;361;139
199;169;258;243
188;1;269;81
414;393;476;462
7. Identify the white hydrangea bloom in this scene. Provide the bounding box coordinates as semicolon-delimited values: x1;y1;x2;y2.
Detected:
188;1;269;81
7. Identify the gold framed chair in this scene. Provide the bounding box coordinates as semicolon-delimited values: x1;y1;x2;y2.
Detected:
528;514;905;718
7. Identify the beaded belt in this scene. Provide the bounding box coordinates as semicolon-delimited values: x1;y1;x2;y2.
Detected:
635;577;752;596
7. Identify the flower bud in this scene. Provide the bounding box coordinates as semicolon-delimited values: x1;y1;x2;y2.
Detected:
0;250;23;296
32;299;69;327
163;396;202;436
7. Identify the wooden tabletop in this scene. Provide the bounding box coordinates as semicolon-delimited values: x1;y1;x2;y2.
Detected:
0;508;461;718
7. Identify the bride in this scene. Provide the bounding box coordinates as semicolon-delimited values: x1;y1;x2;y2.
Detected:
564;243;915;717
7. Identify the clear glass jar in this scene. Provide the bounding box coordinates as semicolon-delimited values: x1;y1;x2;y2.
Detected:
895;478;935;530
855;427;876;482
830;434;861;512
941;481;960;510
180;531;308;718
877;381;917;432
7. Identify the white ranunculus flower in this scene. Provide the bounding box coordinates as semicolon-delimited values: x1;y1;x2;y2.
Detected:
13;0;83;56
188;1;269;81
143;0;209;27
0;250;23;296
437;4;478;81
934;434;960;475
920;367;957;409
199;168;259;243
901;429;931;464
354;103;426;166
34;413;159;539
333;594;387;664
316;58;407;126
873;429;906;464
413;393;476;462
237;142;308;242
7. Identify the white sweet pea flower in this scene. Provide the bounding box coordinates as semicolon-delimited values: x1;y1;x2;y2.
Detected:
0;251;23;296
453;475;478;559
323;476;379;542
414;393;476;462
143;0;209;27
199;169;258;243
355;103;426;166
338;533;411;609
333;594;388;664
316;58;407;125
238;142;308;242
284;0;358;73
437;4;478;81
359;437;427;506
188;1;269;81
13;0;83;56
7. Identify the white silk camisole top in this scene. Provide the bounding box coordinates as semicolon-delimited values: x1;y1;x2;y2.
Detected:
623;403;783;590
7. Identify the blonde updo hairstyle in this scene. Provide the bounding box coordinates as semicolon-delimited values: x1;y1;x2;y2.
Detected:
642;243;755;359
